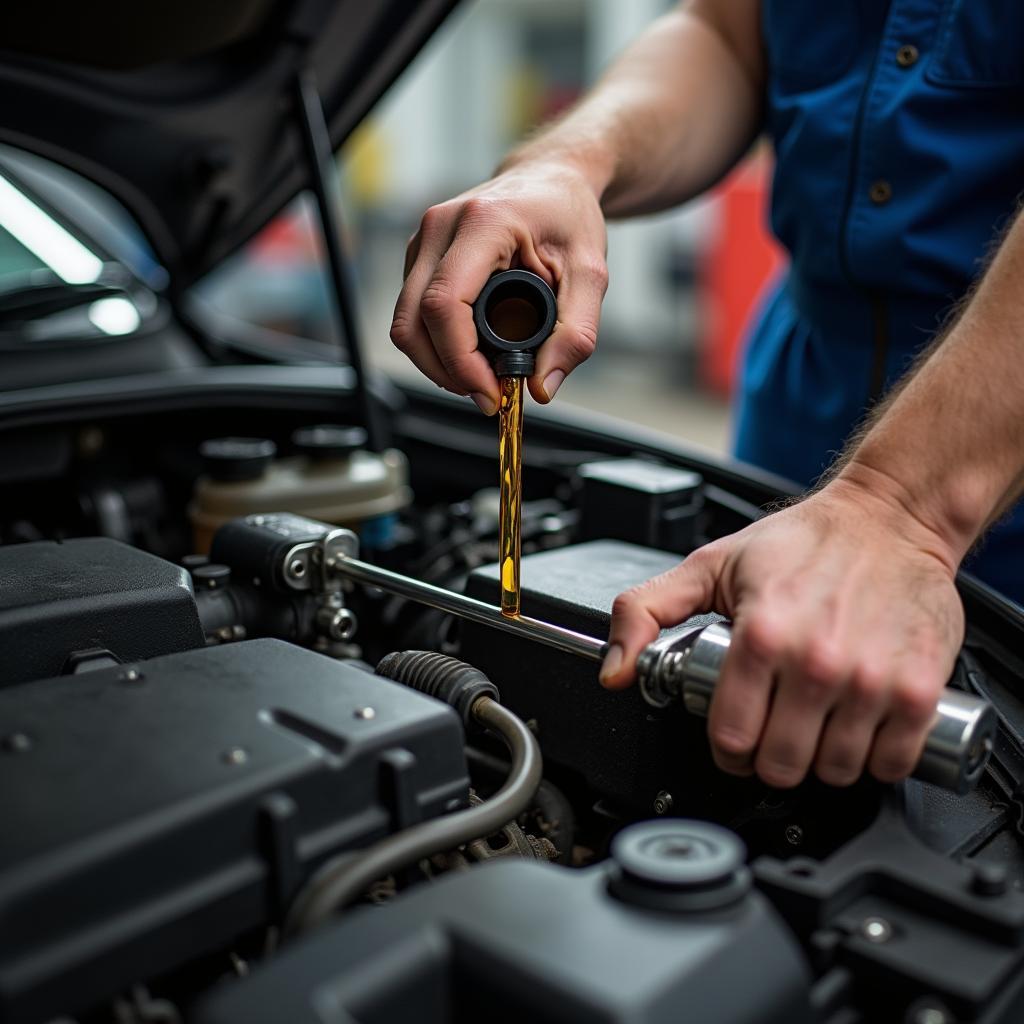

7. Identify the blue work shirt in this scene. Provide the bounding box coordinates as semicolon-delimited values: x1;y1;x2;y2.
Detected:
734;0;1024;604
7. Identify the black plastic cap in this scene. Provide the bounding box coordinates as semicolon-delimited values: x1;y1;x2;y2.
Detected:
609;820;751;913
200;437;276;482
473;269;557;376
191;563;231;590
292;424;368;460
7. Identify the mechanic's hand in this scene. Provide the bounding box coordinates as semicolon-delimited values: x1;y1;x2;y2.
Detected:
390;162;608;414
600;470;966;788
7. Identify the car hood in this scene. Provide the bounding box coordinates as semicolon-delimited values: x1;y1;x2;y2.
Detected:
0;0;458;290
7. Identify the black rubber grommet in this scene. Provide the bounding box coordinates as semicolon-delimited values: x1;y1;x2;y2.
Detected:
375;651;500;730
608;820;751;913
473;269;557;376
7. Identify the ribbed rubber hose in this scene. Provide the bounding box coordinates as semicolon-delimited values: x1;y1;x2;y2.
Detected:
283;696;542;937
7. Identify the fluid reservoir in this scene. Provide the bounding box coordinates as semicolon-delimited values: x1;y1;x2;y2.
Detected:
189;427;411;552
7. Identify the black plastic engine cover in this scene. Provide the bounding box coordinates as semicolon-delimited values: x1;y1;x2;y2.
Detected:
0;639;469;1024
462;540;720;813
0;537;204;686
193;857;811;1024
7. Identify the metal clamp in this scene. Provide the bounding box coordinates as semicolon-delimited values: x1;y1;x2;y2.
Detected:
276;523;360;643
279;526;360;594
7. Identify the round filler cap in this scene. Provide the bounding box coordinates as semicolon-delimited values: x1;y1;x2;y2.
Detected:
609;820;750;912
199;437;276;483
292;424;368;460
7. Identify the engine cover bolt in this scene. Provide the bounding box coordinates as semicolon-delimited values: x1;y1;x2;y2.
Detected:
653;790;674;815
222;747;249;766
354;707;377;720
860;916;893;943
2;732;32;754
971;861;1008;897
784;824;804;846
908;999;955;1024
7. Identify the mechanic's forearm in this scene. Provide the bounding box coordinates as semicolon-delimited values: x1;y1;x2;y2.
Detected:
837;210;1024;567
498;2;764;217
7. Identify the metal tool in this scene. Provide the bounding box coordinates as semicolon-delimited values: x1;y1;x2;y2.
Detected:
636;621;996;795
266;520;995;796
332;547;604;663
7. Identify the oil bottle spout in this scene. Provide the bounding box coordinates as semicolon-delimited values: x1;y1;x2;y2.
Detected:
473;269;557;377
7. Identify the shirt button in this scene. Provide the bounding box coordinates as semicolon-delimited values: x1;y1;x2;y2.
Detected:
896;44;919;68
869;180;893;205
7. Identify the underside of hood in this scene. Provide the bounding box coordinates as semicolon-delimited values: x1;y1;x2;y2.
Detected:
0;0;459;290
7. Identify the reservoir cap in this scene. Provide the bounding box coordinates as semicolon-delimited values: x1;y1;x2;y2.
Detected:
200;437;276;483
609;820;751;912
292;424;367;461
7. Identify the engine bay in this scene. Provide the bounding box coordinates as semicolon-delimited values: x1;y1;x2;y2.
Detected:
3;383;1024;1024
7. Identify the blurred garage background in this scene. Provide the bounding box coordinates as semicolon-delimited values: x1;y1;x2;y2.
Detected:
196;0;785;455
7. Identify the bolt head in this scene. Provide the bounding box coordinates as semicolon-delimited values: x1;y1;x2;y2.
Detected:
971;861;1007;897
2;733;32;754
860;916;893;943
908;1001;953;1024
222;747;248;766
354;707;376;721
653;790;674;815
784;824;804;846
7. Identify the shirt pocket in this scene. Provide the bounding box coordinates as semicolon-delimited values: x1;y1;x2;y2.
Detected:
762;0;859;90
926;0;1024;89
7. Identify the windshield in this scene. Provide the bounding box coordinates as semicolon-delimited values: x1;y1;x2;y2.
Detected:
0;152;158;342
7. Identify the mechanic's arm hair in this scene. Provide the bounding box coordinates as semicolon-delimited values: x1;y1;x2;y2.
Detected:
836;208;1024;566
500;0;766;216
601;209;1024;791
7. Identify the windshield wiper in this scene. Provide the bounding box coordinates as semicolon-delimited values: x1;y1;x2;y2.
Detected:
0;265;132;324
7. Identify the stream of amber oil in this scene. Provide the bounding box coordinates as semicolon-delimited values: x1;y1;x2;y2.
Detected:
498;375;525;618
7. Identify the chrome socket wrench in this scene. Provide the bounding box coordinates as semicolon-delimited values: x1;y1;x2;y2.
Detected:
315;533;995;796
637;622;996;795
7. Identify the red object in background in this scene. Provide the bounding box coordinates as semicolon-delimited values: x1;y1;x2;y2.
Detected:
699;150;786;397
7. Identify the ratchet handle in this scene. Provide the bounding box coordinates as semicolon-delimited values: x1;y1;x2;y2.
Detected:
637;621;997;795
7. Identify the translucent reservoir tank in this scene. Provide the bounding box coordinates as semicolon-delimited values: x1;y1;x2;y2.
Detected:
189;426;411;552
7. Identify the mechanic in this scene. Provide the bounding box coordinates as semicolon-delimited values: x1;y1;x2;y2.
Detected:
390;1;1024;791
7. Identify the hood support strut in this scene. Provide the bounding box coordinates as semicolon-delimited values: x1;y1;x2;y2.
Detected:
293;69;383;452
